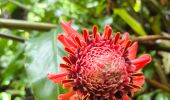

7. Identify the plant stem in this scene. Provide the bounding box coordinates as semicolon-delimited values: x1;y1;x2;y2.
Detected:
0;33;25;43
132;35;170;42
145;78;170;93
0;18;56;31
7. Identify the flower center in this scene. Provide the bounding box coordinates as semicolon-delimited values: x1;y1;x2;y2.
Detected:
76;44;129;96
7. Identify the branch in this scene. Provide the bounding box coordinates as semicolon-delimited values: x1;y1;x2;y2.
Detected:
132;35;170;42
0;19;56;31
0;33;25;43
145;78;170;93
132;35;170;52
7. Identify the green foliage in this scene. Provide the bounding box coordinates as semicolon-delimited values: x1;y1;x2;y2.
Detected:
137;90;170;100
114;9;147;36
25;31;60;100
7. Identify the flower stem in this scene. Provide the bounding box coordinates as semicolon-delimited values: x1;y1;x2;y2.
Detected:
145;78;170;93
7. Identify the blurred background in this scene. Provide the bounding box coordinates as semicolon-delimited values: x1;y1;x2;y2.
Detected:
0;0;170;100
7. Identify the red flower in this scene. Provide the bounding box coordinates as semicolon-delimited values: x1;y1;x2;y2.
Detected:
48;20;151;100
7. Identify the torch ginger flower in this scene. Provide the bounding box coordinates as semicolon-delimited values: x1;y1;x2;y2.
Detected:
48;20;151;100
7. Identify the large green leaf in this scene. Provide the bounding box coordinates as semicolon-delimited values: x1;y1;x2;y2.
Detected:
114;9;147;36
25;30;61;100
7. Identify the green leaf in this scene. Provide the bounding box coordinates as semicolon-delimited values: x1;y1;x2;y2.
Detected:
25;30;61;100
0;39;8;54
137;90;160;100
155;93;167;100
0;45;25;83
114;9;147;36
0;92;11;100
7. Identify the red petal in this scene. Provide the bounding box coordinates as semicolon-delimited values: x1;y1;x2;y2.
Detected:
63;82;75;88
58;35;70;47
69;55;77;64
131;72;143;77
64;47;75;55
80;40;87;47
70;94;78;100
53;76;66;84
60;64;70;69
114;32;120;44
124;40;132;52
75;36;81;47
128;42;138;60
131;54;151;71
131;75;144;92
95;32;100;42
135;62;151;71
123;95;131;100
107;28;112;39
83;29;89;43
132;76;144;87
103;25;110;39
60;20;82;40
58;90;76;100
62;79;74;84
120;32;130;44
63;56;72;65
92;25;98;38
58;35;77;49
48;72;69;79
